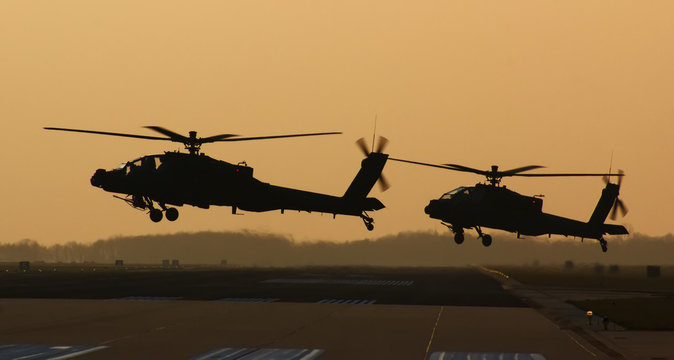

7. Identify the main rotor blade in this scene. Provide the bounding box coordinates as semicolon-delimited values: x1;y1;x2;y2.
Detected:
443;163;489;176
44;127;171;141
389;158;459;171
144;126;190;142
216;132;341;142
513;173;626;177
501;165;545;176
200;134;239;143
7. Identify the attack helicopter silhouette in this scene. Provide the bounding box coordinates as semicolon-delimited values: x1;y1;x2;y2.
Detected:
44;126;390;230
388;158;628;252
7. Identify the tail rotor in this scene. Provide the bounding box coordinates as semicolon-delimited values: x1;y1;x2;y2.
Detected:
356;136;390;191
604;170;628;220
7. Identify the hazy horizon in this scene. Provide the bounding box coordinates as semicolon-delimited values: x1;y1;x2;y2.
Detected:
3;230;673;266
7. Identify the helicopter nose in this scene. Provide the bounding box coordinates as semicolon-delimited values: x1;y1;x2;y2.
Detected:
91;169;106;187
425;200;438;215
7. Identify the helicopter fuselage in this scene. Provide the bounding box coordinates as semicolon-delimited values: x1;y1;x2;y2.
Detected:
90;151;386;224
424;183;627;240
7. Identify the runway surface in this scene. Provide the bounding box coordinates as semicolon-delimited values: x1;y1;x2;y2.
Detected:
0;266;620;359
0;266;524;306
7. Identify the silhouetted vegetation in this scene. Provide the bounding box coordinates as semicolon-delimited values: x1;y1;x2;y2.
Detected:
2;231;673;266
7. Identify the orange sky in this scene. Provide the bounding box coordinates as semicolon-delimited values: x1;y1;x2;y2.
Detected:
2;1;673;245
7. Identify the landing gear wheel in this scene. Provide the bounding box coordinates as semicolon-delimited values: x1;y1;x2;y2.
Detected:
149;209;163;222
600;238;608;253
481;234;492;247
165;208;179;221
454;232;464;244
360;212;374;231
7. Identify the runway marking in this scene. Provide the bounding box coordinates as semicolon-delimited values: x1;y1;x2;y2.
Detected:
99;334;133;345
262;278;414;286
49;346;109;360
0;344;108;360
190;347;324;360
109;296;183;301
214;298;279;303
424;306;443;360
429;352;547;360
566;332;597;358
315;299;376;305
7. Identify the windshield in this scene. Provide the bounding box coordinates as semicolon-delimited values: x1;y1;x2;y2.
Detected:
113;155;162;171
440;186;468;199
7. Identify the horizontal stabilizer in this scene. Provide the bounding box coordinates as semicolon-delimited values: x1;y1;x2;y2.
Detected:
603;224;628;235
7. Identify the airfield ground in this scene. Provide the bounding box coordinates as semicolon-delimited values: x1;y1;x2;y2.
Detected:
0;265;671;359
498;265;674;331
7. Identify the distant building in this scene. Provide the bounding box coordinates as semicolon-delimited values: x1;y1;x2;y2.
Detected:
646;265;661;278
593;264;604;274
19;261;29;272
114;260;124;267
171;259;180;267
162;259;170;267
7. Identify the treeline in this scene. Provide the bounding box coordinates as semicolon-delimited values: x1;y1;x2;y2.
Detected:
2;231;673;266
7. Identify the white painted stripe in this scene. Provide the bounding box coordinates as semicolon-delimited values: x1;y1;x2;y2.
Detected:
430;353;546;360
297;349;324;360
191;347;252;360
16;351;48;359
191;347;325;360
190;347;229;360
48;346;109;360
315;298;376;305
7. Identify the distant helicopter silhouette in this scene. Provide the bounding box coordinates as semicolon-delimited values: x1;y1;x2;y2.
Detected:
45;126;389;230
388;158;628;252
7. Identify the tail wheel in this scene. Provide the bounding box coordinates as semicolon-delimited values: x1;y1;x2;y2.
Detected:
165;208;179;221
481;234;492;247
454;232;464;244
361;212;375;231
149;209;163;222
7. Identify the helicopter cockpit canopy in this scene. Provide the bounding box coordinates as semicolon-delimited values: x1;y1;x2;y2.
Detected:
440;186;471;200
115;155;163;174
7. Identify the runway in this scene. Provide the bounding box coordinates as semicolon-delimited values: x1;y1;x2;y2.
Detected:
0;266;618;359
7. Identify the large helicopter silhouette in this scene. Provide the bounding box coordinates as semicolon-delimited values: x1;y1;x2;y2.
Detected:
388;158;628;252
45;126;390;230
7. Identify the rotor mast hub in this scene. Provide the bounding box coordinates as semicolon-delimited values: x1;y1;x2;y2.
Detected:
487;165;502;186
185;131;202;155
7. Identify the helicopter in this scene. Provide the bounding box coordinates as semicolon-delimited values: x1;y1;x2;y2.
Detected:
44;126;390;230
388;158;628;252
